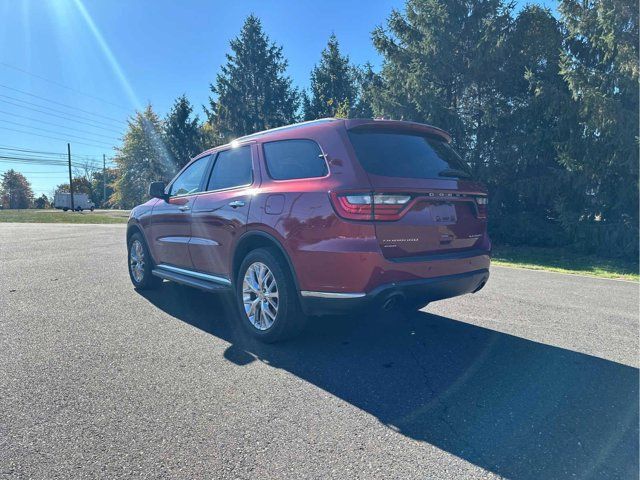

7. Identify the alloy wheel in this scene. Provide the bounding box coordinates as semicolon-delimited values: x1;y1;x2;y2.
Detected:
129;239;145;283
242;262;279;330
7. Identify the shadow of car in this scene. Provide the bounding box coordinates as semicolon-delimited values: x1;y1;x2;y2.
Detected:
139;284;639;479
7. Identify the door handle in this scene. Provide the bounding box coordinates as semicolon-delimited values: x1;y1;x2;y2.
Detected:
178;205;190;212
228;200;246;208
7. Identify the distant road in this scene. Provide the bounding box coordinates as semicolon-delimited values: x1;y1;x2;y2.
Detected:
2;223;638;479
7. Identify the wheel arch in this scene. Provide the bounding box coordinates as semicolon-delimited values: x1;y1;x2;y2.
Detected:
126;222;143;243
126;222;156;263
233;230;300;292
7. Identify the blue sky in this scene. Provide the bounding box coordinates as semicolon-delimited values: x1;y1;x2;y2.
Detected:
0;0;555;197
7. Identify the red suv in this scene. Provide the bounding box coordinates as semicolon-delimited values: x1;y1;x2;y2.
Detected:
127;118;490;342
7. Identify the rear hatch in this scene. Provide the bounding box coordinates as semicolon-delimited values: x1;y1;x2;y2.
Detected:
342;121;487;260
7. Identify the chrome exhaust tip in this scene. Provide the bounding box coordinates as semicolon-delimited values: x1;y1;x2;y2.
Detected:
382;294;403;311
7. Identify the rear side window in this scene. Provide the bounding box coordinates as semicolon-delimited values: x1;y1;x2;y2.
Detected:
207;146;253;191
170;155;210;196
263;140;328;180
347;131;471;179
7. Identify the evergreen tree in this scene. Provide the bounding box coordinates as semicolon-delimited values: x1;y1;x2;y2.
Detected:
200;122;224;150
371;0;513;167
303;34;357;120
111;105;174;208
164;95;204;169
34;194;50;209
90;168;117;207
0;169;33;209
352;62;383;118
206;15;299;140
489;6;579;247
558;0;639;256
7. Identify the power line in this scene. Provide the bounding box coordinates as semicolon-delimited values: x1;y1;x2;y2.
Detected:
0;145;110;162
0;94;122;135
0;156;115;169
0;120;114;147
0;127;114;149
0;96;125;133
0;83;127;125
0;145;113;163
4;170;75;174
0;62;131;111
0;148;69;159
0;157;116;168
0;155;68;164
0;109;120;141
0;150;116;164
18;173;70;176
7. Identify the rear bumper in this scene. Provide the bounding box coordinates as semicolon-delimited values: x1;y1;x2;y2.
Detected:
299;268;489;315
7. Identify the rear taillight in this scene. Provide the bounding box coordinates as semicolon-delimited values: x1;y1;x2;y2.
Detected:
475;196;488;218
330;192;412;221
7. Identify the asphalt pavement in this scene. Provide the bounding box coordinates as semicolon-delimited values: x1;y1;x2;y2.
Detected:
1;223;638;479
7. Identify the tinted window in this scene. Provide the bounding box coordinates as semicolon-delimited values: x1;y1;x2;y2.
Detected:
263;140;328;180
348;131;471;179
170;156;210;196
206;146;253;191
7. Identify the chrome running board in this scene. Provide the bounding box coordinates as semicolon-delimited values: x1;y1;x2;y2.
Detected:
300;291;366;299
152;264;232;292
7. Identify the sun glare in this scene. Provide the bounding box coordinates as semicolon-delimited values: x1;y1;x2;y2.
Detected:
71;0;140;110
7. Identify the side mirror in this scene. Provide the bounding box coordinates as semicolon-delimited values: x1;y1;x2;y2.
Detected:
149;181;167;200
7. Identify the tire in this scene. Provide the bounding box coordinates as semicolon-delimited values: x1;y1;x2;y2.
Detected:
90;207;95;212
235;248;306;343
127;232;162;290
63;208;68;212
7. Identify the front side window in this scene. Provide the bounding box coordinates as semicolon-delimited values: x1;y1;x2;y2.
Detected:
263;139;328;180
206;146;253;191
170;155;210;196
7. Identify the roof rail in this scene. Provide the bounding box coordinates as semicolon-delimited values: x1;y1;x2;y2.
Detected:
235;118;339;142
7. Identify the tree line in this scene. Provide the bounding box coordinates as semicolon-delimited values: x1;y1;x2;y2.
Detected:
3;0;636;259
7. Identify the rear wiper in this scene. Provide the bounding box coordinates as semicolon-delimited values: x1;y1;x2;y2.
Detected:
438;168;471;178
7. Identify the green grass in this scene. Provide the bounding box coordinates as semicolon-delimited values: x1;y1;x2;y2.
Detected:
2;209;636;280
0;209;129;224
492;245;639;281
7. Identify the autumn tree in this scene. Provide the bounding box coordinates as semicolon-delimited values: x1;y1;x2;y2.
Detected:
0;170;33;209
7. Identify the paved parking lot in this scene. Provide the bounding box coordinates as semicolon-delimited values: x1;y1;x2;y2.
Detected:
1;223;638;479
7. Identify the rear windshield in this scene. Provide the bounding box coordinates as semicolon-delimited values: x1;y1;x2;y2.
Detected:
347;131;471;179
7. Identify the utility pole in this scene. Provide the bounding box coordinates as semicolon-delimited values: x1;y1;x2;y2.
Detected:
103;153;106;207
67;143;75;211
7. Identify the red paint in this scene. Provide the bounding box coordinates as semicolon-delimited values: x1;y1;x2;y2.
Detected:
129;118;491;303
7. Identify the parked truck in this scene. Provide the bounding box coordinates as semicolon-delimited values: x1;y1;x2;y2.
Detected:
54;192;95;212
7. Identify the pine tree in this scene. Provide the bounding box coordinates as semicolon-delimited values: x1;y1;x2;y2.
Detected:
371;0;513;166
489;6;578;247
34;194;50;209
352;62;383;118
90;168;117;207
111;105;174;208
0;169;34;209
164;95;204;169
206;15;299;140
558;0;639;256
303;34;357;120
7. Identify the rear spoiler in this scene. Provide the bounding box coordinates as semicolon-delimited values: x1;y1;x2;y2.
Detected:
343;119;452;143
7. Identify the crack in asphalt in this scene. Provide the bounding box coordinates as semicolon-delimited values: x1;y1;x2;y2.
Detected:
399;310;496;473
